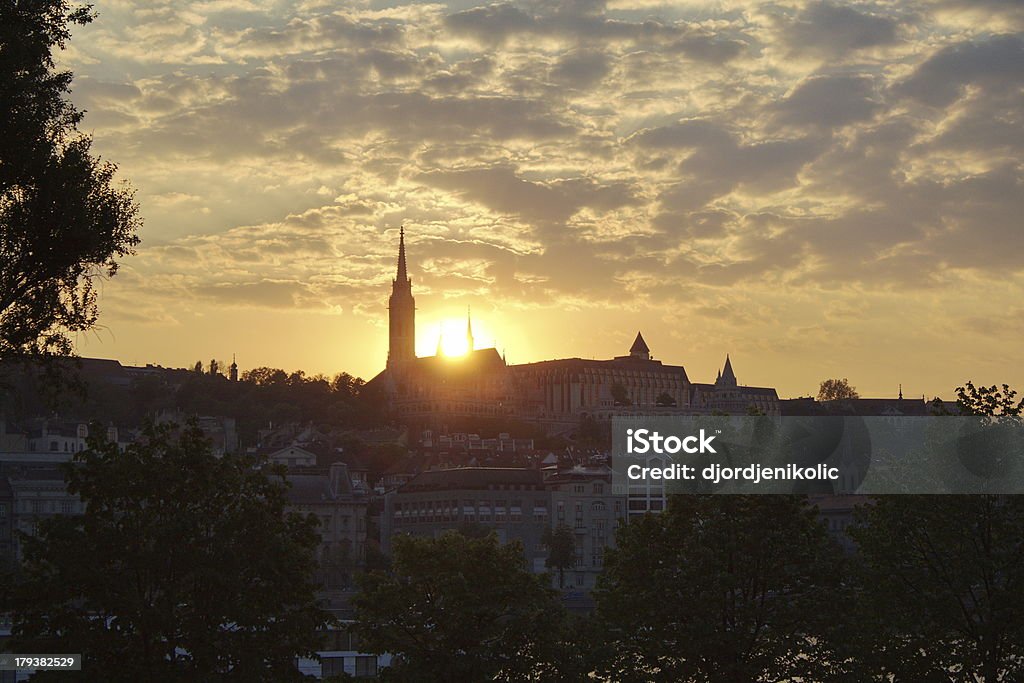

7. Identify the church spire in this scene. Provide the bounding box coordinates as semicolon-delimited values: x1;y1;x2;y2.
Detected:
396;226;408;283
718;354;737;387
387;227;416;368
466;305;474;353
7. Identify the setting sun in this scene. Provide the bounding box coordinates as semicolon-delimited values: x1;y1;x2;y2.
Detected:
418;314;495;359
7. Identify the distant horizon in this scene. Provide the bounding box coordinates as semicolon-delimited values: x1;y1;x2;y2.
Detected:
68;345;966;404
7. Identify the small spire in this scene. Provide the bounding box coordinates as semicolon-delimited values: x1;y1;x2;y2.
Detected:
898;383;903;400
466;305;474;352
629;331;650;359
719;354;737;386
396;226;408;282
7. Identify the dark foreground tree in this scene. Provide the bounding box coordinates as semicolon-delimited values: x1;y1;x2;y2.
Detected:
849;496;1024;683
0;0;140;361
352;533;569;681
595;496;847;682
846;382;1024;682
4;422;328;682
542;522;576;589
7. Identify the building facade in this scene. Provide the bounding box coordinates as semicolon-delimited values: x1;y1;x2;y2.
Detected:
371;230;781;434
382;465;627;591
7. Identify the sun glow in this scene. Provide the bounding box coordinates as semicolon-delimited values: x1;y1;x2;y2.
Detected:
418;316;494;358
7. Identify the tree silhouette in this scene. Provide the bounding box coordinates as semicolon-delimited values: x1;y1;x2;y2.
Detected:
542;522;576;589
352;533;567;681
4;421;327;681
0;0;140;361
846;381;1024;682
817;378;859;402
596;496;846;682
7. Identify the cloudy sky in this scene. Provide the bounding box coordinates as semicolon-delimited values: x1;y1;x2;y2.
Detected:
64;0;1023;398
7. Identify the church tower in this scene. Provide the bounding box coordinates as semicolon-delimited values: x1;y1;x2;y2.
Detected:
388;228;416;368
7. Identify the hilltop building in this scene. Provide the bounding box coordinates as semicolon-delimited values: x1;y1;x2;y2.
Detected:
370;230;780;435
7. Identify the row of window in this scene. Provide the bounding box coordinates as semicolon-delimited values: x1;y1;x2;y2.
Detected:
11;499;79;514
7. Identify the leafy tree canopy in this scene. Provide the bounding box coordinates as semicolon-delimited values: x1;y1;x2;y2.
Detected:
4;421;329;682
595;495;846;683
817;377;859;402
0;0;140;361
352;532;569;682
846;381;1024;683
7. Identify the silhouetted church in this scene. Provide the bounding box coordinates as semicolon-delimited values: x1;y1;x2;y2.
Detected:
372;230;779;434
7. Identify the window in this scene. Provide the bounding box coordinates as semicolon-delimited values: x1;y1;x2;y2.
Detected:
354;656;378;677
574;484;585;493
321;656;345;677
60;501;74;514
594;483;604;494
533;503;547;523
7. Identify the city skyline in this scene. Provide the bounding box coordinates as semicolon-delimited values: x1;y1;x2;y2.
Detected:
60;0;1024;398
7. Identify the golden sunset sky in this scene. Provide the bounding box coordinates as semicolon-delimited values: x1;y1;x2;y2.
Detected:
63;0;1023;398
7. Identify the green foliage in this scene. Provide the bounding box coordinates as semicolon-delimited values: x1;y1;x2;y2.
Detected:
0;0;141;361
542;523;576;589
352;533;568;682
845;381;1024;682
848;496;1024;682
595;496;847;682
817;378;859;402
4;421;329;681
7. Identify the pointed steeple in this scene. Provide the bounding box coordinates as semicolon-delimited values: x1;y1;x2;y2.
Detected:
898;383;903;400
396;226;408;283
629;331;650;359
466;305;474;352
387;227;416;368
718;354;737;387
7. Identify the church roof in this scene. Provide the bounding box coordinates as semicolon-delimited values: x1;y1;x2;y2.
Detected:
629;331;649;355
